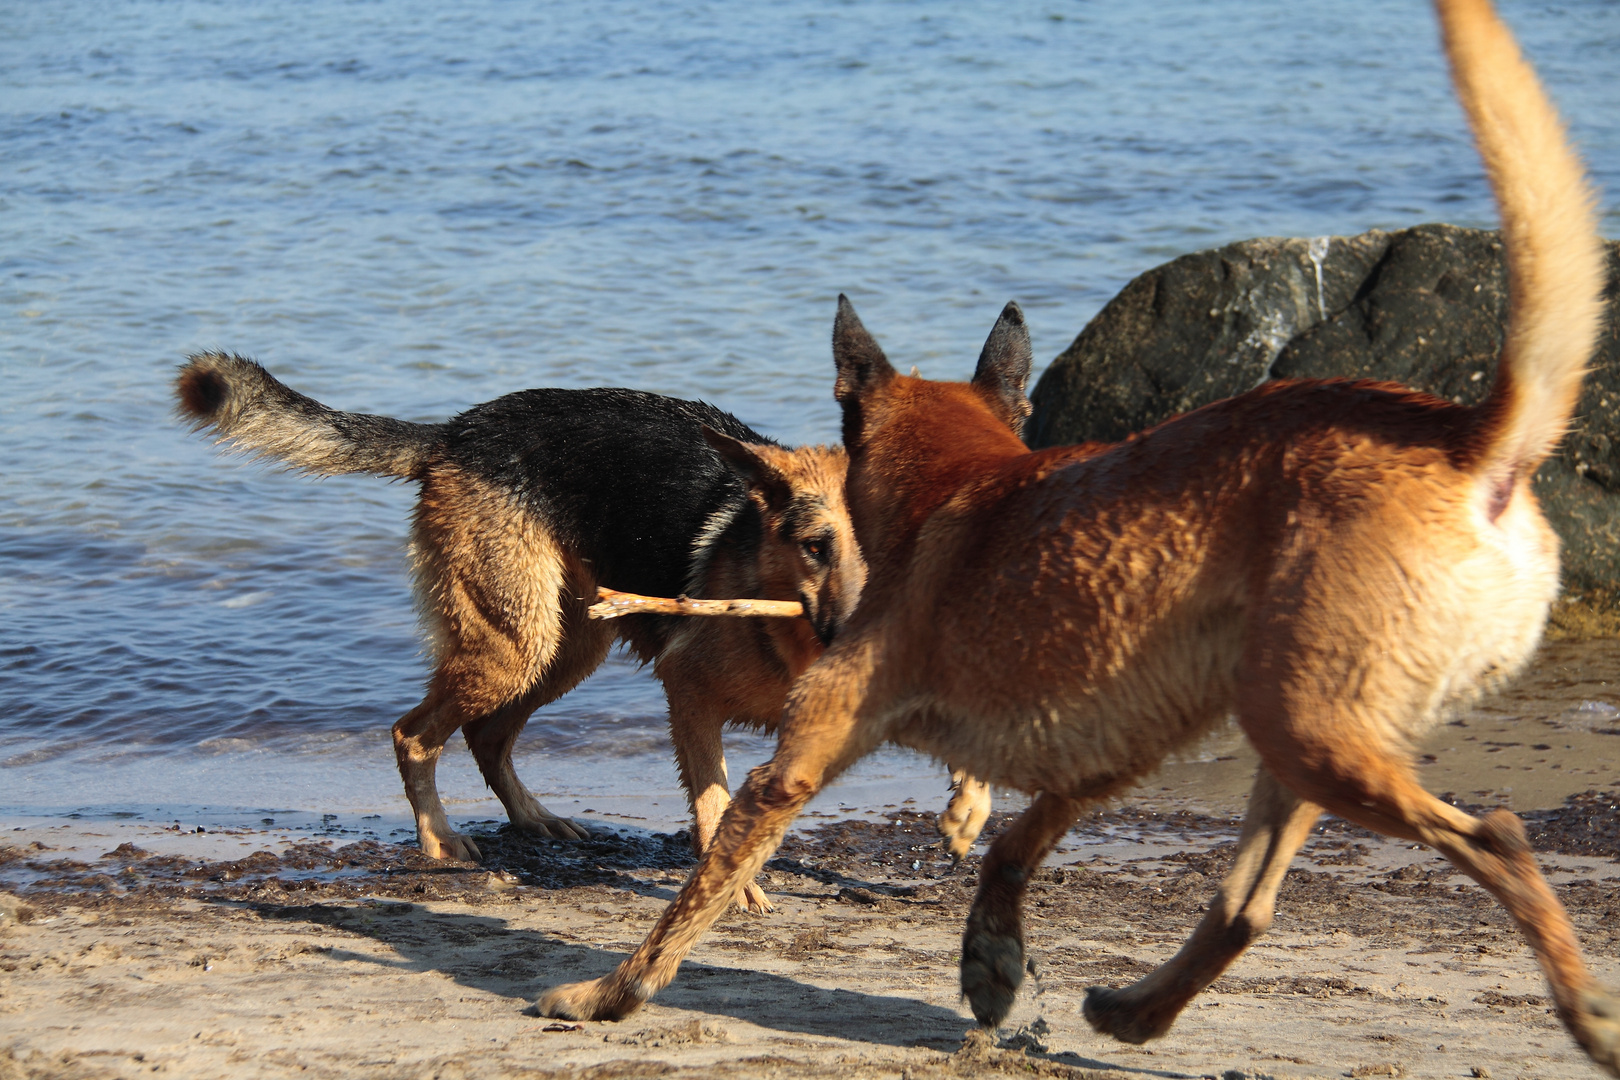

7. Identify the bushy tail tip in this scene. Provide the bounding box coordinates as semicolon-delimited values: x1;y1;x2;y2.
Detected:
176;354;239;424
174;351;277;434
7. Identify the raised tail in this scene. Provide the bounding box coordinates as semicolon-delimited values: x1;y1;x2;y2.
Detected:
1436;0;1607;499
175;352;442;479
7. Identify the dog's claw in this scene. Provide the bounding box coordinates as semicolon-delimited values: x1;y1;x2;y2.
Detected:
517;816;591;842
736;880;774;914
552;817;592;841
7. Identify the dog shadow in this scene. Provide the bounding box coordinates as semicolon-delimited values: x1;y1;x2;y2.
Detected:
233;899;972;1048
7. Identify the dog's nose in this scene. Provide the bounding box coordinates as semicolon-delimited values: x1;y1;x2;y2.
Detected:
807;601;839;646
813;617;836;647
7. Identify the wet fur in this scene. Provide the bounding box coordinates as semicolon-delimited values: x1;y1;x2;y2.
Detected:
537;0;1620;1071
177;363;919;910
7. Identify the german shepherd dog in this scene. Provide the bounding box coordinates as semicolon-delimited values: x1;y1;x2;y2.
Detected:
540;0;1620;1069
177;359;994;911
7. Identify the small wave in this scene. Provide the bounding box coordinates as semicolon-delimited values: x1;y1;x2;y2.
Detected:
2;746;73;769
195;736;263;756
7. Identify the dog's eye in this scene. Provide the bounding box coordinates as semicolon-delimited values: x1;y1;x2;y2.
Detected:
802;538;827;563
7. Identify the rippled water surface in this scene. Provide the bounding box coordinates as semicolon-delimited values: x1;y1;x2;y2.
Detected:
4;0;1618;819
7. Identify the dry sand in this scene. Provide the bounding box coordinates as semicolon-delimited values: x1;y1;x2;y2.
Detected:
3;639;1620;1080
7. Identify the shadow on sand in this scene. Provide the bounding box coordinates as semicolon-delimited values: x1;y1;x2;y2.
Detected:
231;898;973;1050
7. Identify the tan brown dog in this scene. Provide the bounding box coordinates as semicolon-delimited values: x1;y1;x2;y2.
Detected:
176;360;996;910
539;0;1620;1068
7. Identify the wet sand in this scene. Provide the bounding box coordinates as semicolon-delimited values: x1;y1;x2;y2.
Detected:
3;640;1619;1079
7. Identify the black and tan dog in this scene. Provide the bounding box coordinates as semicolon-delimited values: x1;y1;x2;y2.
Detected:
540;0;1620;1069
176;359;994;911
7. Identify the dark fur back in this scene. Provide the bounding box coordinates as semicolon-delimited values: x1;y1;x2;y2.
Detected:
178;356;779;605
443;388;776;599
176;352;442;478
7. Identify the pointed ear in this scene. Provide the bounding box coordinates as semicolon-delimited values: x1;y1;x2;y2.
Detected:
701;426;792;511
972;301;1033;436
832;294;896;403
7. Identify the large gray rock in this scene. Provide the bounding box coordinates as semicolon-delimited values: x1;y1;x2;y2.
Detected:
1028;225;1620;589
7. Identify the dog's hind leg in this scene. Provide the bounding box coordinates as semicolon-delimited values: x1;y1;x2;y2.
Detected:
462;608;609;843
1263;739;1620;1074
961;783;1124;1028
1233;635;1620;1077
405;467;579;859
395;630;573;860
393;688;483;862
1419;808;1620;1075
462;703;590;843
1083;769;1321;1043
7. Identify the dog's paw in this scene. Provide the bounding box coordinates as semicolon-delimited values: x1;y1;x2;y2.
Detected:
1083;984;1175;1045
1576;986;1620;1077
938;771;991;863
422;831;482;863
537;977;643;1023
960;928;1024;1028
735;880;774;915
518;815;591;842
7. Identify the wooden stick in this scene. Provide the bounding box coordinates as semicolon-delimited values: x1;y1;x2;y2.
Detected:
586;586;805;621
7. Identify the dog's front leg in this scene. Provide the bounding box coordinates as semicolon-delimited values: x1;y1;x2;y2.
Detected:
1083;768;1320;1043
538;640;886;1021
665;693;774;915
961;789;1101;1028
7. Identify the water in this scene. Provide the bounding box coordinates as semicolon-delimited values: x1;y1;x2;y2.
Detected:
4;0;1618;827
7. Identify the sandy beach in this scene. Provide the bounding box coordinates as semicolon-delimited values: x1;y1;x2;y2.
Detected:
7;0;1620;1075
4;638;1620;1080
